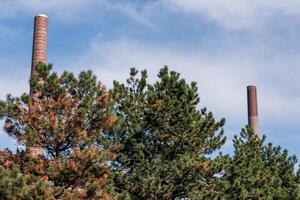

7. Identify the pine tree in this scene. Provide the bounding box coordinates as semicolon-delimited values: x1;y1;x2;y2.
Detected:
220;128;300;200
1;63;298;199
110;66;226;199
0;63;117;199
0;164;54;200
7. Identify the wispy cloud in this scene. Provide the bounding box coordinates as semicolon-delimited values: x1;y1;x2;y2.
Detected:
61;36;300;130
164;0;300;30
0;0;102;23
2;1;300;31
1;1;300;155
52;35;300;155
0;0;156;27
102;1;158;28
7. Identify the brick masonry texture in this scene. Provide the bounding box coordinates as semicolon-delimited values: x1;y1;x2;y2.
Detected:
31;15;48;75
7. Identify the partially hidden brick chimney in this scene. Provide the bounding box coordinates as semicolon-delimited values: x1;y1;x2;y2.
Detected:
29;14;48;158
247;86;259;135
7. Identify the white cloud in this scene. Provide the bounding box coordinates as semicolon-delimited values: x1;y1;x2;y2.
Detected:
164;0;300;30
1;0;300;153
48;35;298;156
0;0;102;22
0;0;155;26
56;36;300;136
102;1;157;28
2;1;300;30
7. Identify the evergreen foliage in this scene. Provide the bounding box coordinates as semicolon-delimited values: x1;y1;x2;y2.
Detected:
0;64;299;199
110;66;226;199
219;128;300;199
0;63;117;199
0;165;54;200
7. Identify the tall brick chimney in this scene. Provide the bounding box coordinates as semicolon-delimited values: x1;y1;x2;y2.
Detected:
247;86;259;135
31;14;48;75
29;14;48;158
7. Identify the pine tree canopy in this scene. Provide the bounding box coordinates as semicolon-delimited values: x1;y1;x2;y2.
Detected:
0;164;54;200
219;128;300;200
0;63;117;199
0;64;299;199
110;66;226;199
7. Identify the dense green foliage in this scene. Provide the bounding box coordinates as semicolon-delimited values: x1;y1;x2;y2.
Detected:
0;64;299;199
219;128;300;200
0;165;53;200
110;67;227;199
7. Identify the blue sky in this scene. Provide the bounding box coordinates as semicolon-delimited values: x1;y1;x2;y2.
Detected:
1;0;300;159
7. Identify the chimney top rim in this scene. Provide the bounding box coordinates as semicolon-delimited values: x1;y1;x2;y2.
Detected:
36;14;48;18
